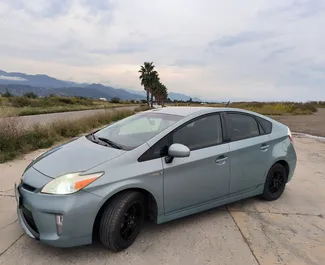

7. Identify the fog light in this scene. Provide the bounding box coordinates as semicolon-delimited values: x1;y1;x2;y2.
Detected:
55;214;63;236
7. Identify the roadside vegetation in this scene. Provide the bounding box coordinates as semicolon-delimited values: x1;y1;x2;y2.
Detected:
0;106;148;163
168;101;320;115
0;92;137;117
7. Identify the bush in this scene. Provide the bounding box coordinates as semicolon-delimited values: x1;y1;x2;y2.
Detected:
24;92;38;99
9;96;31;107
110;97;121;103
57;97;74;104
2;90;13;97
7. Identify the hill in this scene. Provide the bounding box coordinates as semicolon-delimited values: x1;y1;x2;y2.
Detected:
0;69;201;101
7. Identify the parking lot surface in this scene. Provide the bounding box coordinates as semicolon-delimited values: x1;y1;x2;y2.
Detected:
0;136;324;265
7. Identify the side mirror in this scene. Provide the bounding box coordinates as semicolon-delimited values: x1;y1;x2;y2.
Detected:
165;143;190;163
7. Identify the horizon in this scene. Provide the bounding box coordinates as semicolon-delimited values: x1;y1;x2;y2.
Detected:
1;0;325;101
0;67;321;103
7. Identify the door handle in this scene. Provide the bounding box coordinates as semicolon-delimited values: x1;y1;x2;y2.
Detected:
216;156;228;165
260;144;269;151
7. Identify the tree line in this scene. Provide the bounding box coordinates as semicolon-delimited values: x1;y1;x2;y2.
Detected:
138;62;168;107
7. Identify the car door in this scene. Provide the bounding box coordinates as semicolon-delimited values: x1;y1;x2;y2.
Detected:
163;113;230;214
225;112;271;194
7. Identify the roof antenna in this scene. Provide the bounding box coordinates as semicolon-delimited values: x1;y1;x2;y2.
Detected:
225;101;231;107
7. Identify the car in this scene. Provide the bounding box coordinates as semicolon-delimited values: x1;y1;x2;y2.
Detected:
15;107;297;252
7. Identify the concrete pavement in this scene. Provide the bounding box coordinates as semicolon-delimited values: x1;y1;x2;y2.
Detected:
0;136;324;265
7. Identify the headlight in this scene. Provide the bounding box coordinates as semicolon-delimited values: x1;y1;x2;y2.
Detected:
41;172;104;195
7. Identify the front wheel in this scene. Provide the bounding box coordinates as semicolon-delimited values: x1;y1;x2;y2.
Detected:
261;163;287;201
99;191;145;252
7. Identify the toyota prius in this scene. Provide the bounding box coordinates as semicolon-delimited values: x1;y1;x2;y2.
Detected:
15;107;297;252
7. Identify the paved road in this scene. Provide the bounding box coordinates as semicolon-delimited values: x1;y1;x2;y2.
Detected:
0;136;324;265
1;106;137;129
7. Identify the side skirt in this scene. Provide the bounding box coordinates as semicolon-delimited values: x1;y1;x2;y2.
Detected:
157;185;264;224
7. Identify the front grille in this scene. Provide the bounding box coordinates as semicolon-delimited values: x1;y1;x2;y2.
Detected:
21;206;39;234
21;183;36;192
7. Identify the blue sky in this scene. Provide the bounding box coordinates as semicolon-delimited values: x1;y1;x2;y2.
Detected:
0;0;324;101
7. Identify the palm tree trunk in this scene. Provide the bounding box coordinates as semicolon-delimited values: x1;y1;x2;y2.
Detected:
146;89;150;106
150;92;154;107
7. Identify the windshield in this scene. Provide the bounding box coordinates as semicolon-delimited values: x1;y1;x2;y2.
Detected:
93;112;183;150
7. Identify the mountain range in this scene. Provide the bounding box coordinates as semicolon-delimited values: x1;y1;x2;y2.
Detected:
0;69;201;101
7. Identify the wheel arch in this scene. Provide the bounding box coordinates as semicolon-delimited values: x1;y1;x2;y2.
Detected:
92;187;159;240
272;159;290;178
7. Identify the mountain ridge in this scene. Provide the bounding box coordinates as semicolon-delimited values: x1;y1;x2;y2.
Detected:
0;69;201;101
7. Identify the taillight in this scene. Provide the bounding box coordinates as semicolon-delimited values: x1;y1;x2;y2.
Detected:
287;127;293;143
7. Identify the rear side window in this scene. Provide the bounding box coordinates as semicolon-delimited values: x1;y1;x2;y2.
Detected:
172;114;223;150
256;116;272;134
226;113;259;141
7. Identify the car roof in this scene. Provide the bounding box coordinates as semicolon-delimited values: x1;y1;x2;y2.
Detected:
148;106;255;117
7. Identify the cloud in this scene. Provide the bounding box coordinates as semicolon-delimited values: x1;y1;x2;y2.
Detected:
261;46;294;62
81;0;114;13
3;0;72;18
0;75;27;81
209;31;276;47
259;0;325;20
171;59;207;67
0;0;325;101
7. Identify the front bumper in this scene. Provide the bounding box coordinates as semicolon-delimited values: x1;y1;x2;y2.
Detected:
15;178;103;248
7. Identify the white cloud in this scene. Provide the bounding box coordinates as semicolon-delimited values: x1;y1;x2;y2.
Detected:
0;0;324;100
0;75;27;81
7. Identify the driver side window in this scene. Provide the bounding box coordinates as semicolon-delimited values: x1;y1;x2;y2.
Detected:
172;114;223;150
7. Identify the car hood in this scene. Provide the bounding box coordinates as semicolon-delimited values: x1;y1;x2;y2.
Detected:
31;136;125;178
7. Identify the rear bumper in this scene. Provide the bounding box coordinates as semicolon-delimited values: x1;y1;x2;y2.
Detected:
16;180;102;248
287;158;297;182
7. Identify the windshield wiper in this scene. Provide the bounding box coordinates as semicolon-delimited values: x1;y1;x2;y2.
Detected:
98;137;123;150
88;132;99;143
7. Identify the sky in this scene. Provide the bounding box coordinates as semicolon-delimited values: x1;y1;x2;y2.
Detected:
0;0;325;101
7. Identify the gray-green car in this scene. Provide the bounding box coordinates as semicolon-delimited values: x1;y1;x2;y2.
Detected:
15;107;297;251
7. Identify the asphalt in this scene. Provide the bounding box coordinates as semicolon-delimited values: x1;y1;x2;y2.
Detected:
0;136;324;265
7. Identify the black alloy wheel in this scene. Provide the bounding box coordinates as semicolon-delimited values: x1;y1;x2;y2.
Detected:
120;203;143;241
261;163;288;201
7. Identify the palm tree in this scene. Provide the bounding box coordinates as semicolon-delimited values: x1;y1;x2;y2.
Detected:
154;82;168;106
138;62;155;106
149;71;160;107
138;61;168;107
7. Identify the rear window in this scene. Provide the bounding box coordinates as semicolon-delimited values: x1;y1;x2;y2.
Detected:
256;116;272;134
227;113;260;141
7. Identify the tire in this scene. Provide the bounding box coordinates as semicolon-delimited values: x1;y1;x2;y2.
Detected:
99;191;145;252
261;163;287;201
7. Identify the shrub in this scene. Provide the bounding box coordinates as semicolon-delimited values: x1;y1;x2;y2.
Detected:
9;96;31;107
24;92;38;99
2;89;13;97
110;97;121;103
57;97;74;104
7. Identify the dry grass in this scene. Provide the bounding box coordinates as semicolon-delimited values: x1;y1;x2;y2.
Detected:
0;107;149;163
168;102;318;115
0;96;136;116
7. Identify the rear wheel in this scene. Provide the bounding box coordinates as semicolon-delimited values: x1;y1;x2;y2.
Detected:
261;163;287;201
99;191;145;252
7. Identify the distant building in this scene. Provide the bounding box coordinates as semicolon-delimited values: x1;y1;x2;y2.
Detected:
99;98;107;101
